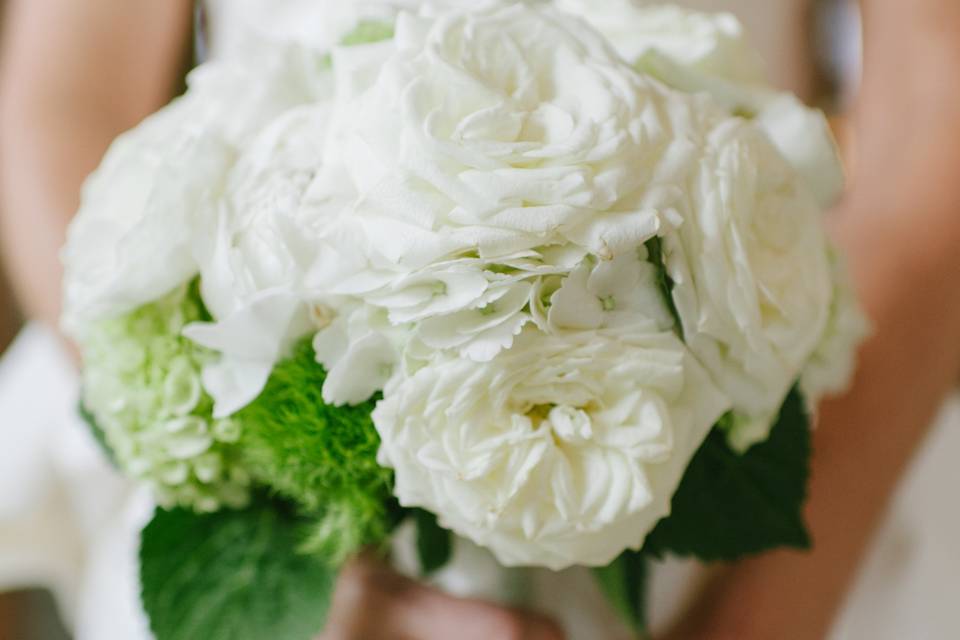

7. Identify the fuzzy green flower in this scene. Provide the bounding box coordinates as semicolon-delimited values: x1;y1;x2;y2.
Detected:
236;338;394;563
80;282;250;512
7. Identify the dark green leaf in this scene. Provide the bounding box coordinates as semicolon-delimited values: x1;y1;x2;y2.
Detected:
643;388;812;561
140;496;335;640
593;551;649;639
644;237;683;339
77;401;117;468
414;509;453;575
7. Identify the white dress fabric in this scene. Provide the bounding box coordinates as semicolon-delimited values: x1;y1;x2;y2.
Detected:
0;326;153;639
1;2;959;638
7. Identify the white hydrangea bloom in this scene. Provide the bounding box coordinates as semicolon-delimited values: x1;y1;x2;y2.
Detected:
62;41;334;338
61;98;233;337
312;302;408;406
183;107;333;417
374;324;729;569
540;246;674;333
323;248;582;370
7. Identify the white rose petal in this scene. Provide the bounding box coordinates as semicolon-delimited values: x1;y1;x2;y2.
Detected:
801;250;871;408
755;93;845;209
557;0;844;208
197;106;332;320
556;0;765;84
666;119;832;447
182;101;339;416
322;2;701;266
636;51;845;208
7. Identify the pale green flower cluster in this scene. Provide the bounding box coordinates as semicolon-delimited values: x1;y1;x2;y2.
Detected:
80;282;250;512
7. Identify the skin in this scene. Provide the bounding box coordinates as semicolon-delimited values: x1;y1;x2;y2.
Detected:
0;0;194;329
664;2;960;638
2;1;960;639
0;269;18;351
318;554;564;640
0;592;17;638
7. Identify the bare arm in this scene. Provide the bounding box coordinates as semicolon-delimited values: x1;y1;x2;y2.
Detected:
0;0;194;329
666;2;960;638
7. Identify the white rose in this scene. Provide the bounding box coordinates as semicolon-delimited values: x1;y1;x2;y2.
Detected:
665;119;832;449
373;324;729;569
555;0;765;84
183;106;334;417
753;93;844;210
558;0;844;208
323;1;690;267
196;106;332;319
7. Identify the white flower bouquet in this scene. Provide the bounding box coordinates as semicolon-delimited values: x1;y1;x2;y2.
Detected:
62;1;866;637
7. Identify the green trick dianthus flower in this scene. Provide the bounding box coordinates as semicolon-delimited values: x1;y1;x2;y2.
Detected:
236;338;396;564
80;281;250;512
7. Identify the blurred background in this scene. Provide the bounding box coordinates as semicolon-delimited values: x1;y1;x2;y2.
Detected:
0;0;862;638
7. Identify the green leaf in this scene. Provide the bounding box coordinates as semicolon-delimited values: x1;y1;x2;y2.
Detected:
593;551;649;639
644;237;683;339
140;496;335;640
414;509;453;576
643;388;812;561
77;401;117;468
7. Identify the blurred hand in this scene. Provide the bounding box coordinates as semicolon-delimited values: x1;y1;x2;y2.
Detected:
319;554;565;640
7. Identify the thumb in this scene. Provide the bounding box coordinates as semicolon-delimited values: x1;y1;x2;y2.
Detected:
320;553;565;640
403;588;566;640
